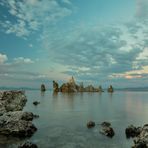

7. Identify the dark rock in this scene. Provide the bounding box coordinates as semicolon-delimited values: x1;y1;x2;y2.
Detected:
33;101;40;106
21;112;34;121
60;83;76;93
53;76;105;93
133;139;147;148
126;124;148;147
98;86;104;92
87;121;95;128
53;81;59;92
0;111;37;137
132;124;148;148
125;125;141;138
41;84;46;92
18;141;38;148
108;85;114;93
100;122;115;138
0;91;27;115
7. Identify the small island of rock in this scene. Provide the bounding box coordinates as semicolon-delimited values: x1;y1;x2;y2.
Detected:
53;76;104;93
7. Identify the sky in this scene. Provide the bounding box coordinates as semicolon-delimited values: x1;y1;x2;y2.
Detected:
0;0;148;88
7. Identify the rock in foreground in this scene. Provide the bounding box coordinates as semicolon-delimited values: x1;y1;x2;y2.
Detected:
125;125;141;138
132;124;148;148
100;122;115;138
0;91;27;115
0;111;37;137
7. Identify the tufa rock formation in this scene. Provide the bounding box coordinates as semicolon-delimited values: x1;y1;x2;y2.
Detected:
53;76;104;93
0;91;37;138
41;84;46;92
125;125;141;138
108;85;114;93
0;91;27;115
126;124;148;148
0;111;37;137
53;81;59;92
99;122;115;138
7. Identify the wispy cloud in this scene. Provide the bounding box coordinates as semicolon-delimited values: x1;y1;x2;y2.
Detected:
14;57;34;64
0;0;73;37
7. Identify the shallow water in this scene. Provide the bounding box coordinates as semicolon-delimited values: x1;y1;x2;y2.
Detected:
0;90;148;148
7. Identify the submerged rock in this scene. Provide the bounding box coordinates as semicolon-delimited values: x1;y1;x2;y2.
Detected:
0;111;37;137
0;91;27;115
100;122;115;138
87;121;95;128
18;141;38;148
33;101;40;106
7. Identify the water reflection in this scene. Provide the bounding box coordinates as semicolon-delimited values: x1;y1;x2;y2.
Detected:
108;92;113;101
52;92;58;99
41;91;45;98
2;90;148;148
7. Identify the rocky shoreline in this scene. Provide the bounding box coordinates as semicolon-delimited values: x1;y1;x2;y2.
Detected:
0;91;38;147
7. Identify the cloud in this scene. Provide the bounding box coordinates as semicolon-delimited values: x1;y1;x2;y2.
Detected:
136;0;148;20
0;0;73;37
0;53;8;64
14;57;34;64
38;19;148;86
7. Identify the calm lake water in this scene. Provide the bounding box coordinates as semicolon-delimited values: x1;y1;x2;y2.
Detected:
1;90;148;148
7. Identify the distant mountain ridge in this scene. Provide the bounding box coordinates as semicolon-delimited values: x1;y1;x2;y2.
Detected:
115;87;148;91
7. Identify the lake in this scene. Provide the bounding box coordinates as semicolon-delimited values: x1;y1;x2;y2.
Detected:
0;90;148;148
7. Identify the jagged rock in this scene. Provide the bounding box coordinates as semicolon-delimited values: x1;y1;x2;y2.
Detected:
132;139;147;148
59;77;79;93
0;91;27;115
100;122;115;138
132;124;148;148
33;101;40;106
85;85;95;92
87;121;95;128
53;81;59;92
41;84;46;92
0;111;37;137
125;125;141;138
53;76;105;93
18;141;38;148
98;86;104;92
108;85;114;93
